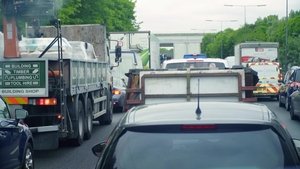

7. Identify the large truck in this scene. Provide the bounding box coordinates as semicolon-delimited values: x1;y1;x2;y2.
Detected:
0;20;113;150
234;42;279;66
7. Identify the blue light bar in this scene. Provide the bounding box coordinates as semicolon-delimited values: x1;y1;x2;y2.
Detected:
183;54;207;59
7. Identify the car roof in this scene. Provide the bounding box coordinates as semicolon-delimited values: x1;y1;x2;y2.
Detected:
123;102;274;126
162;58;229;69
163;58;227;64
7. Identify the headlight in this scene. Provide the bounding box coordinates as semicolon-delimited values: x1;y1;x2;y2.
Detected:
112;89;121;95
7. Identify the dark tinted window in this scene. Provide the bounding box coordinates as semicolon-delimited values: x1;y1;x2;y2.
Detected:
103;127;296;169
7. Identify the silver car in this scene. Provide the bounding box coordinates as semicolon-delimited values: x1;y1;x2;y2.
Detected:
92;101;300;169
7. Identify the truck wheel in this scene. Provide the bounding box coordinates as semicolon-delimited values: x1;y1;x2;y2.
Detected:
72;100;84;146
99;89;113;125
84;98;93;140
22;143;34;169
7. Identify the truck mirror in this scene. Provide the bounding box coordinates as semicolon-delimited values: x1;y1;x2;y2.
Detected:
115;45;122;63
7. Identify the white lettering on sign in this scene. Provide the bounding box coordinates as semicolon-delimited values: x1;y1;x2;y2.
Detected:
25;89;39;93
0;88;47;97
11;64;32;69
2;89;25;94
13;70;30;74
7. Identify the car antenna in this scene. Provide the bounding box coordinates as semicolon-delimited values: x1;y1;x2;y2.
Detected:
196;78;202;120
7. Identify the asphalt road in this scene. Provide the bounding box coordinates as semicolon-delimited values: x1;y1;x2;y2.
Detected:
35;100;300;169
35;112;125;169
260;99;300;139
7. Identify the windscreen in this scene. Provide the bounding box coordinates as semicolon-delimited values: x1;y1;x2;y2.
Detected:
103;126;293;169
166;61;226;69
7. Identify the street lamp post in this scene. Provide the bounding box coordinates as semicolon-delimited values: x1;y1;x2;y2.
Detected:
285;0;289;70
205;19;237;58
224;4;266;26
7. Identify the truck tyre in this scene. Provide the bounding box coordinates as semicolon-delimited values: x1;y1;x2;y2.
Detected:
22;143;34;169
72;100;84;146
84;98;93;140
99;88;113;125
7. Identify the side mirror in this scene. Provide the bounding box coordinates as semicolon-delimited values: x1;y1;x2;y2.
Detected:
92;142;106;157
115;45;122;63
15;109;28;120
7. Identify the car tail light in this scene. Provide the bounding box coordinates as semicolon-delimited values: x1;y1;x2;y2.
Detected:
112;89;121;95
35;98;57;105
181;124;217;130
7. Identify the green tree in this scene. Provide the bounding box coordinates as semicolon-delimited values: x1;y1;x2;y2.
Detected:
202;10;300;69
58;0;139;32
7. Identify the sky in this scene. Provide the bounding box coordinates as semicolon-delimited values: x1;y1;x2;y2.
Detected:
135;0;300;33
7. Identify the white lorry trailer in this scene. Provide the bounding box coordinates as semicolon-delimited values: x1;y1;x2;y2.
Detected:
234;42;279;66
0;23;113;150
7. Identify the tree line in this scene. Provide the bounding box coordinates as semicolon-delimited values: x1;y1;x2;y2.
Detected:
201;10;300;71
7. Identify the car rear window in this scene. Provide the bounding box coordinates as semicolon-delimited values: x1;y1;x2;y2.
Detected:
102;125;297;169
166;62;226;69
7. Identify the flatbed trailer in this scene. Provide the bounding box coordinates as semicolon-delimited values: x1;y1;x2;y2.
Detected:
124;68;257;111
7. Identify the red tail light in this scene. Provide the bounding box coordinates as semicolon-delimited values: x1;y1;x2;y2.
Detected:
36;98;57;105
181;124;217;130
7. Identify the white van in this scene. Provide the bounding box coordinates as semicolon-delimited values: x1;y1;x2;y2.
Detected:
248;61;282;99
